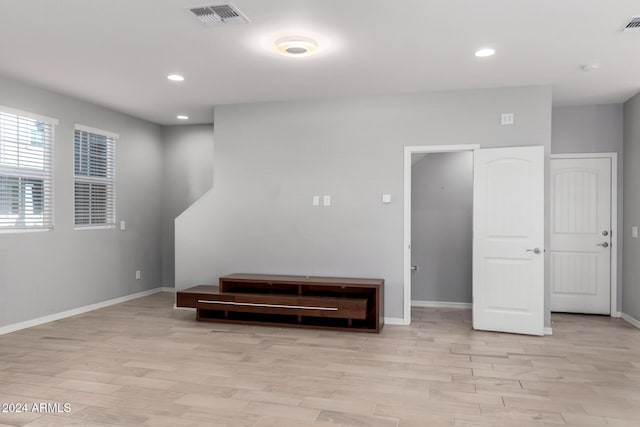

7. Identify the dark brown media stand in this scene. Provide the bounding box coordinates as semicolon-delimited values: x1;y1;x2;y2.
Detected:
176;274;384;333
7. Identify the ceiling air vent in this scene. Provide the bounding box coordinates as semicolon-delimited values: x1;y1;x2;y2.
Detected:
189;3;250;27
622;16;640;32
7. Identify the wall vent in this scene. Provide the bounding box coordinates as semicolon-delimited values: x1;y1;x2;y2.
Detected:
622;16;640;32
189;3;250;27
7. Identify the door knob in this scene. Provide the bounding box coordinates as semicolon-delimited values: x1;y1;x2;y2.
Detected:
410;265;418;271
597;242;609;248
526;248;541;254
602;230;609;236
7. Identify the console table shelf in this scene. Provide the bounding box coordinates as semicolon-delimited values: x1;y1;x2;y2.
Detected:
177;274;384;333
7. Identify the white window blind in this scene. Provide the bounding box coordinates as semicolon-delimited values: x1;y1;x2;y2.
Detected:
74;125;116;227
0;107;56;230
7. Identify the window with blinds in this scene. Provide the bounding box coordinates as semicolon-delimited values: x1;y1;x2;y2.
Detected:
74;125;116;227
0;106;56;230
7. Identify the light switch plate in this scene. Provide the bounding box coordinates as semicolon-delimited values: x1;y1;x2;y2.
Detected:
501;113;514;125
323;195;331;206
312;195;320;206
382;194;392;204
633;226;638;238
120;220;126;231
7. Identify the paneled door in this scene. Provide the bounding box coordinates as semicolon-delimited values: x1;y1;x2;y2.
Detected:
473;146;544;336
550;157;611;315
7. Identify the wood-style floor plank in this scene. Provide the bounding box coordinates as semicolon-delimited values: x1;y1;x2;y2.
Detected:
0;293;637;426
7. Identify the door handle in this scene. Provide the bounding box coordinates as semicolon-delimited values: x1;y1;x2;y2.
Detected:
597;242;609;248
526;248;541;254
410;265;418;271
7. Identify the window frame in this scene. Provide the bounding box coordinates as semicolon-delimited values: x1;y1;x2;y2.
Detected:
0;105;57;233
73;124;117;230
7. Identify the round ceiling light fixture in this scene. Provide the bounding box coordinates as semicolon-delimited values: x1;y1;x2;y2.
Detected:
176;115;189;120
582;64;600;72
275;36;318;57
475;48;496;57
167;74;185;82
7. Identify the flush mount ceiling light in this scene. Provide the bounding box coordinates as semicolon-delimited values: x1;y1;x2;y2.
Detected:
167;74;185;82
582;64;600;72
475;48;496;57
177;115;189;120
275;36;318;57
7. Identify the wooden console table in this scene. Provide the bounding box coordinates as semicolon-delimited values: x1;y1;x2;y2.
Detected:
176;274;384;333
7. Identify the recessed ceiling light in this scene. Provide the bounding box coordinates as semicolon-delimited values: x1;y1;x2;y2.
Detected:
167;74;185;82
582;64;600;72
276;36;318;57
177;115;189;120
475;48;496;57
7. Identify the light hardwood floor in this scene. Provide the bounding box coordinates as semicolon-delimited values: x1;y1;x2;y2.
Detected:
0;292;639;426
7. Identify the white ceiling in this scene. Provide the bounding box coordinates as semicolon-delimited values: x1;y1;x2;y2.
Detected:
0;0;639;125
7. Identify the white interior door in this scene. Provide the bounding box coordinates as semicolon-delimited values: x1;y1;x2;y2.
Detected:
473;146;544;336
550;157;611;314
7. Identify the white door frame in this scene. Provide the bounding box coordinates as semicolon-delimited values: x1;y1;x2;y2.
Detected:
403;144;480;325
550;152;618;317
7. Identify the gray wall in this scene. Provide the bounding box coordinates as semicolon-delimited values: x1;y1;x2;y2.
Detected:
411;152;473;303
0;74;164;328
176;86;553;321
160;125;214;286
623;94;640;320
551;104;624;311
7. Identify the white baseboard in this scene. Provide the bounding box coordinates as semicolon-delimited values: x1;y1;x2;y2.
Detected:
411;300;472;309
160;286;176;292
384;317;407;325
0;287;167;336
612;311;622;318
544;327;553;336
621;312;640;329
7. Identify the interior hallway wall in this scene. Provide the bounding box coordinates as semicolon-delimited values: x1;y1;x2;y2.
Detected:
160;124;214;287
551;104;624;312
623;94;640;321
411;152;473;304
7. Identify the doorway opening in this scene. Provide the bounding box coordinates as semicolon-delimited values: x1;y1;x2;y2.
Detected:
410;151;473;310
403;145;478;325
404;145;546;336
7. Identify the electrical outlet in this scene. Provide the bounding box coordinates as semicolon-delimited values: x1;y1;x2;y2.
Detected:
312;195;320;206
633;226;638;238
323;195;331;206
135;270;141;280
120;220;126;231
